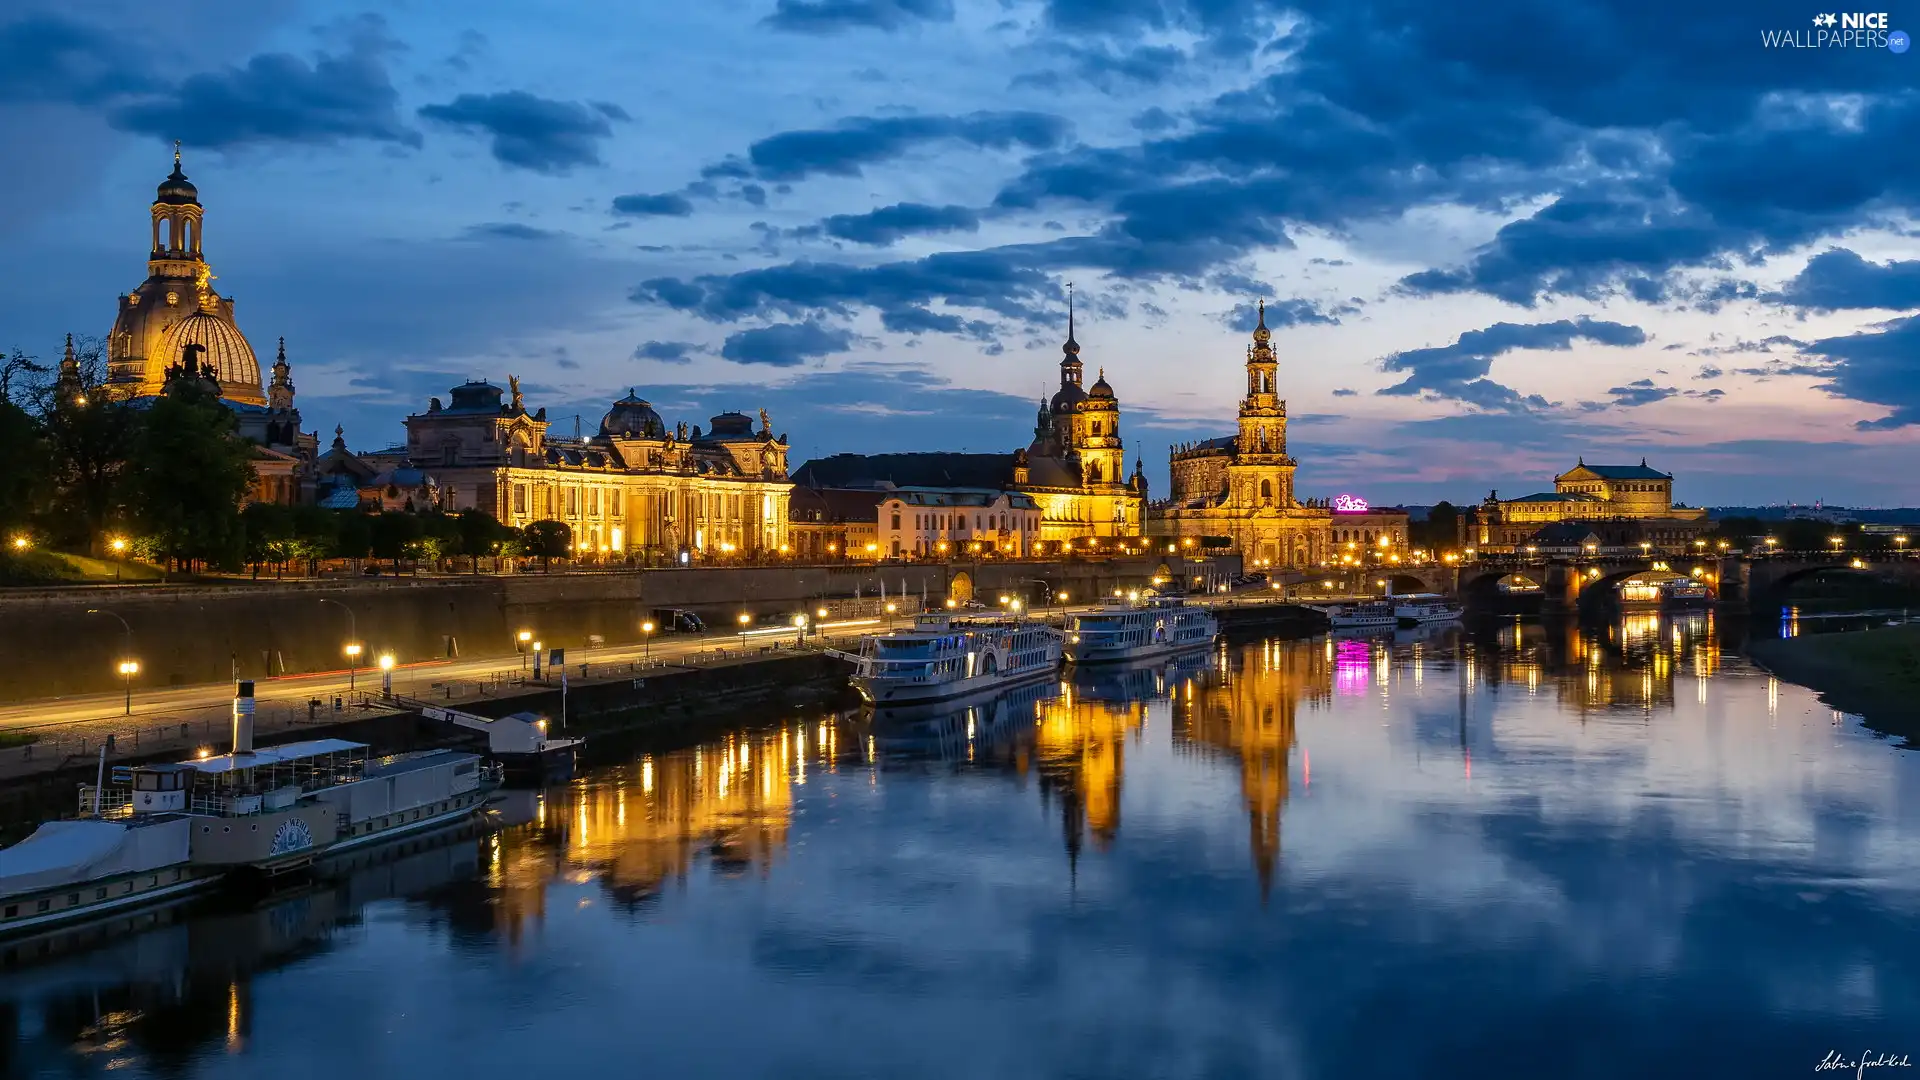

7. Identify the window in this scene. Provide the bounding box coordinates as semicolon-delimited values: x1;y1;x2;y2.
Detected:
891;513;902;530
3;905;15;918
95;888;106;900
37;899;50;913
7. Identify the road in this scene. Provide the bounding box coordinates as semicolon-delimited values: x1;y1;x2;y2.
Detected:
0;592;1338;737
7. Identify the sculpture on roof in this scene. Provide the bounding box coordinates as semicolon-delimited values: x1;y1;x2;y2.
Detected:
508;374;523;412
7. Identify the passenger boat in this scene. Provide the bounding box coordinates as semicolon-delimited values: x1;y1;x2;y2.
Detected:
835;614;1063;706
1393;593;1464;627
1316;601;1399;630
1064;595;1218;664
0;683;499;941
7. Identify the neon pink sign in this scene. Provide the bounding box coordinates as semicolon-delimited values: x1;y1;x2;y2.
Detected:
1332;494;1370;513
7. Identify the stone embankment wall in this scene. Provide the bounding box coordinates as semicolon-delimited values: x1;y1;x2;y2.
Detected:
0;557;1226;698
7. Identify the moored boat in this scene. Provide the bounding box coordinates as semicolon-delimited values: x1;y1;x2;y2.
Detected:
1393;593;1464;627
834;614;1063;706
1065;595;1218;664
0;682;499;940
1313;601;1399;630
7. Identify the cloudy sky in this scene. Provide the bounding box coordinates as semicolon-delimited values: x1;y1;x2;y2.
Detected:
4;0;1918;505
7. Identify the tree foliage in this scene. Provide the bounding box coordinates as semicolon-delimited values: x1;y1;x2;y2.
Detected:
123;373;256;572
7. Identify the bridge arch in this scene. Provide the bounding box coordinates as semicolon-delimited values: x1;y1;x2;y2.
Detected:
948;571;974;603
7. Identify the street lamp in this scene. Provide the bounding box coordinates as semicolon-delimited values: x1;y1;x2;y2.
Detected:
641;620;655;660
9;535;27;551
793;613;808;645
517;628;533;671
1830;536;1845;552
531;640;543;679
738;612;751;649
884;602;897;630
1897;536;1910;557
378;653;395;698
87;608;136;715
319;598;360;690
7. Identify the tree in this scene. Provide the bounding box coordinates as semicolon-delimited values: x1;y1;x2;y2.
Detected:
522;519;572;572
287;505;339;576
332;511;374;564
39;394;136;553
456;508;515;573
1410;501;1461;553
0;348;47;406
0;399;47;535
242;502;296;576
369;511;424;570
123;374;256;574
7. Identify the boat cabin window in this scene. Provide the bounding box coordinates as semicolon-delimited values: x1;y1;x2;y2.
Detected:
134;770;186;792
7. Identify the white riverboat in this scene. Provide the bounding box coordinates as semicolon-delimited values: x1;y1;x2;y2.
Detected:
0;684;499;941
1316;601;1400;630
837;614;1064;706
1393;593;1464;627
1065;595;1218;664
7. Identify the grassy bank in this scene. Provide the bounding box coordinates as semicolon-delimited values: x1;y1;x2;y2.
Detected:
1748;624;1920;738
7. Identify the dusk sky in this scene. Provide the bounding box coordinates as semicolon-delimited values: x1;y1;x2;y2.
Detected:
5;0;1918;506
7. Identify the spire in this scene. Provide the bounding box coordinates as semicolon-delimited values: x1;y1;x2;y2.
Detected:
173;139;181;171
331;424;346;452
1063;282;1080;358
1251;298;1272;348
56;333;83;405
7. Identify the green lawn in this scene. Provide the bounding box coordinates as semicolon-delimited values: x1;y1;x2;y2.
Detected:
0;549;165;585
0;731;39;749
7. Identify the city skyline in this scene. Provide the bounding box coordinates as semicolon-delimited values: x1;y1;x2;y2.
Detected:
5;1;1918;505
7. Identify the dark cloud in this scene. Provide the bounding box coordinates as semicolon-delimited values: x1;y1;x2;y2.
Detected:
719;321;857;366
1331;388;1357;397
1378;317;1646;410
1695;365;1723;380
1798;315;1920;431
1604;379;1678;407
1222;298;1347;332
1693;334;1807;357
762;0;955;34
419;90;626;173
744;111;1072;181
108;15;418;150
460;222;557;241
0;14;157;106
1772;248;1920;312
612;192;695;217
633;340;698;364
811;203;980;246
877;307;999;345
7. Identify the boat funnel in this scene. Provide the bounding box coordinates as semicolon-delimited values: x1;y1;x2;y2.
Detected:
232;679;257;754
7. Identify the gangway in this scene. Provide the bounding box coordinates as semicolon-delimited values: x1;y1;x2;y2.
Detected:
399;698;584;778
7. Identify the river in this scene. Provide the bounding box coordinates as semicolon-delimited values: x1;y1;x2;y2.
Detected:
5;613;1919;1079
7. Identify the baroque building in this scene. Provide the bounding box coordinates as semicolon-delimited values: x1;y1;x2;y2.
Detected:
788;304;1147;552
1149;302;1333;567
104;147;315;504
1473;459;1712;552
405;379;792;559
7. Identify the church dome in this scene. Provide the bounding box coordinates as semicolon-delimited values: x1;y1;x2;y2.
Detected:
162;310;261;395
156;160;198;206
601;390;664;437
705;411;756;439
1088;368;1115;400
1050;381;1088;413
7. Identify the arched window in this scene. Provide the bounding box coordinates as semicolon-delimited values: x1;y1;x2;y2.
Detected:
891;512;901;530
1260;479;1273;505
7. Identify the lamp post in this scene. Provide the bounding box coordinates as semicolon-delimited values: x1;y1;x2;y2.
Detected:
738;612;751;649
1898;535;1910;558
86;608;135;715
641;620;655;661
793;613;808;646
517;629;533;671
883;602;896;631
378;653;395;698
109;536;127;581
532;640;544;680
318;598;360;691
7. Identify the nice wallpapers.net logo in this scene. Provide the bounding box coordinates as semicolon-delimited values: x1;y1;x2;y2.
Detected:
1763;11;1910;49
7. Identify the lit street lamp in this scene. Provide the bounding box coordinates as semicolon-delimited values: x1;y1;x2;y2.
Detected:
641;620;655;660
793;613;808;646
517;628;533;671
884;602;897;630
319;598;360;691
378;653;395;698
738;612;752;649
86;608;136;715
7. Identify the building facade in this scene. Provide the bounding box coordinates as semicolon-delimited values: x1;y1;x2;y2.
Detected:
1474;460;1712;552
405;381;792;559
100;149;315;504
1018;304;1148;539
1149;302;1333;568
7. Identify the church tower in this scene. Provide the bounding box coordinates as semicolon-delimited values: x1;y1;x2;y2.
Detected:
1227;300;1298;508
108;144;265;406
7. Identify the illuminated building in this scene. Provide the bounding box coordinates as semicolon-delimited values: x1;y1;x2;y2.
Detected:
405;383;792;558
1474;459;1711;552
1033;683;1148;866
102;147;317;504
1150;302;1334;566
787;304;1148;549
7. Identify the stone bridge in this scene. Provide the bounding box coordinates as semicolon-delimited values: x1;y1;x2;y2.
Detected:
1429;553;1920;611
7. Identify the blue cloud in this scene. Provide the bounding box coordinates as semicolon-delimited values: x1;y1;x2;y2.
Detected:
1798;315;1920;430
460;222;557;241
419;91;627;173
633;340;698;364
719;321;857;366
743;111;1072;181
0;14;156;106
612;192;695;217
763;0;955;33
1378;318;1647;411
1222;298;1345;332
1604;379;1677;407
1773;249;1920;312
813;203;980;246
108;16;418;150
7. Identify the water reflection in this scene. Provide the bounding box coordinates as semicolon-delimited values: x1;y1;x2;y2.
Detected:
7;616;1920;1079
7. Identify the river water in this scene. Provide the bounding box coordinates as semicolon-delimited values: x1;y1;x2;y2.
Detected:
6;614;1920;1079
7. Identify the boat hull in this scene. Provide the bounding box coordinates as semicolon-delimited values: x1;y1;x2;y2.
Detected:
1066;635;1216;665
854;661;1059;706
